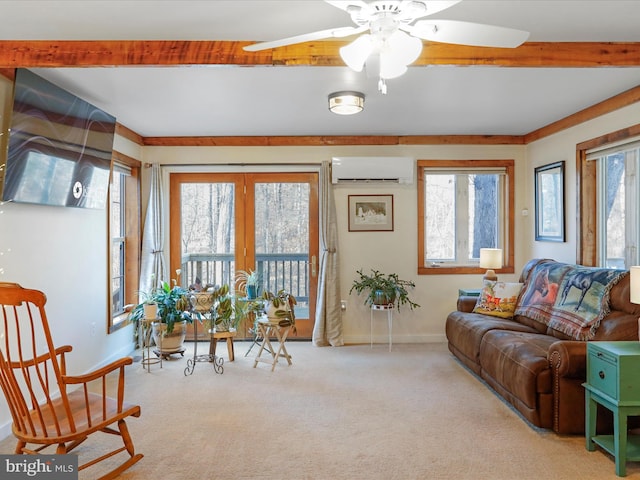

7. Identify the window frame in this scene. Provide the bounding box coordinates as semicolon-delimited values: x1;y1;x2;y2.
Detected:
577;123;640;266
417;159;515;275
108;153;141;333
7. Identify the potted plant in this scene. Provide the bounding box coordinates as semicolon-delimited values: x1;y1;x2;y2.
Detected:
235;269;262;299
349;269;420;311
209;284;249;332
261;289;297;330
130;276;196;357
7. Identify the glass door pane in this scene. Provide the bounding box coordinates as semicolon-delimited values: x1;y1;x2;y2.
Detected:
250;173;318;338
179;182;235;288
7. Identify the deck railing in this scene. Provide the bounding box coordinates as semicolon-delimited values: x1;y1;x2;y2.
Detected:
180;253;309;304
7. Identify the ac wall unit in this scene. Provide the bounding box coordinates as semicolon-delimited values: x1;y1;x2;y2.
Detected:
331;157;414;184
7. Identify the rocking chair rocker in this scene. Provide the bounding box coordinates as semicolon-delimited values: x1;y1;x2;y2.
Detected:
0;282;143;479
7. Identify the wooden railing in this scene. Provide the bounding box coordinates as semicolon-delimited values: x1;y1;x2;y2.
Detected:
180;253;309;304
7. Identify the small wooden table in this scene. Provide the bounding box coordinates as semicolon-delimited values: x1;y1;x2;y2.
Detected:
253;318;293;371
209;329;237;361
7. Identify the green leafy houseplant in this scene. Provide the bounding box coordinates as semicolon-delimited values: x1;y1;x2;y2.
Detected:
235;269;262;299
349;269;420;311
130;279;194;334
260;289;297;330
209;284;249;332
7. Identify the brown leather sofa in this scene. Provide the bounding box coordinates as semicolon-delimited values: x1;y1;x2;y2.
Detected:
446;259;640;434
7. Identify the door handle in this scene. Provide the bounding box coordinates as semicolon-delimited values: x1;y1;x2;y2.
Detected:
312;255;317;277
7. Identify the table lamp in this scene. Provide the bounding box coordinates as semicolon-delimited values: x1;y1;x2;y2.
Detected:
480;248;503;282
630;266;640;341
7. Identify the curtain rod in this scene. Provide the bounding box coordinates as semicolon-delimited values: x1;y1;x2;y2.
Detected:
144;162;324;168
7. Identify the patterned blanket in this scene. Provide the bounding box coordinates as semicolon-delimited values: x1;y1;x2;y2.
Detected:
514;262;627;340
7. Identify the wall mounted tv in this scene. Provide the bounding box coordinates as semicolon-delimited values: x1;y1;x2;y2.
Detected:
2;69;116;209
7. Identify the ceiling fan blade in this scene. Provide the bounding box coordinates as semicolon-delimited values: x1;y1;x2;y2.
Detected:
420;1;463;18
243;26;365;51
327;0;461;19
409;19;530;48
324;0;369;13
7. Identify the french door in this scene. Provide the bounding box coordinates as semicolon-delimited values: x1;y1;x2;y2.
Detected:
169;172;319;339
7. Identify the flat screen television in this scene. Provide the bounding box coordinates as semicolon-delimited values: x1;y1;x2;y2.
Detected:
2;69;116;209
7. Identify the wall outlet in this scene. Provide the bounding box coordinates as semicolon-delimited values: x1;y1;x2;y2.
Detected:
90;322;97;337
340;300;347;312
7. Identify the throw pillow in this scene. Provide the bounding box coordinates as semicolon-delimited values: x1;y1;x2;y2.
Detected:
473;280;524;319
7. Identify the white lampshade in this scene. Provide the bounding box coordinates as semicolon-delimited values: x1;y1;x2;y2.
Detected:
328;91;365;115
379;55;407;80
479;248;503;269
630;266;640;304
387;30;423;66
339;34;374;72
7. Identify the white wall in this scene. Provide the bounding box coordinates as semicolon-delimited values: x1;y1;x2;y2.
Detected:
0;75;142;438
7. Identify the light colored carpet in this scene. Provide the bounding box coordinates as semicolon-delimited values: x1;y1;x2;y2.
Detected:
1;342;638;479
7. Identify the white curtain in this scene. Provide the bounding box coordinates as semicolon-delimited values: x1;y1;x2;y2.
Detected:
312;161;343;346
139;163;167;295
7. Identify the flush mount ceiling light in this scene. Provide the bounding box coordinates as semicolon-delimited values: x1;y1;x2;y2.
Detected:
244;1;529;95
328;91;365;115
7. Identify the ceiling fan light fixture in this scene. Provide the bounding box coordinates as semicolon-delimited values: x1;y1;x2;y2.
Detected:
388;29;423;65
379;51;408;79
339;34;374;72
328;91;365;115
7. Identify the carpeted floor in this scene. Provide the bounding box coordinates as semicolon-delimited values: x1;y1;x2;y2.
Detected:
1;341;638;479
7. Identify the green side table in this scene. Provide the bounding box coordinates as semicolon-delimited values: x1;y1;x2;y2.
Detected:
458;288;481;298
584;341;640;477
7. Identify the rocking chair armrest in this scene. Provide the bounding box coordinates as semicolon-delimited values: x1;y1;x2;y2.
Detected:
62;356;133;385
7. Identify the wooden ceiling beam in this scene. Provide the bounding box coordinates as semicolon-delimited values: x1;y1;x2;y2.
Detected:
1;40;640;68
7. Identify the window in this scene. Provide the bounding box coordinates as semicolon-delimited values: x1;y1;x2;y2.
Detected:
583;138;640;269
417;160;515;275
108;156;141;333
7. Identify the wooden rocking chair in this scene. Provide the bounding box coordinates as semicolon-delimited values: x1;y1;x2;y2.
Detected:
0;283;143;479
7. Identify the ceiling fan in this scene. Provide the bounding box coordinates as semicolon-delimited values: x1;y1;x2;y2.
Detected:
244;0;529;93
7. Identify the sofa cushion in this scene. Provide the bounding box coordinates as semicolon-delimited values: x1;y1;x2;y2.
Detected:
445;310;538;369
473;280;523;319
479;330;555;410
514;261;627;340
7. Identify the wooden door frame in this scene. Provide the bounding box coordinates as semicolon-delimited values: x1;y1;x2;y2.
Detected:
169;170;319;339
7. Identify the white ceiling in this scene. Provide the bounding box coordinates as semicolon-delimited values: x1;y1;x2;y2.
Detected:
4;0;640;138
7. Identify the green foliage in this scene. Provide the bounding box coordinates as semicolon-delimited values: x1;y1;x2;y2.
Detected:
261;289;297;328
209;284;249;331
235;269;262;299
235;269;262;288
349;269;420;312
130;280;193;334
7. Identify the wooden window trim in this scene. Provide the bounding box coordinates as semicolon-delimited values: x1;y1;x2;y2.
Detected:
576;122;640;266
108;153;141;333
417;159;515;275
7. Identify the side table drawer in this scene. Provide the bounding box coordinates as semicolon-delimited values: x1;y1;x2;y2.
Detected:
588;350;618;400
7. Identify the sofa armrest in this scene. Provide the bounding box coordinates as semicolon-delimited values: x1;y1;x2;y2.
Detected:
548;340;586;378
457;296;478;313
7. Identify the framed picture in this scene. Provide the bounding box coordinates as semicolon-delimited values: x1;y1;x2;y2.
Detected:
348;194;394;232
535;161;565;242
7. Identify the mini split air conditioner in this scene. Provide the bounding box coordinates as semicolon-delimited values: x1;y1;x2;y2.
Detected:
331;157;414;185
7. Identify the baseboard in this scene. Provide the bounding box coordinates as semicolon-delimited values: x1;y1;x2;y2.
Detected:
343;333;446;344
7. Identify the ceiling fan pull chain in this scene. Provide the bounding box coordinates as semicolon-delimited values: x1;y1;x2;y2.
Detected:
378;77;388;95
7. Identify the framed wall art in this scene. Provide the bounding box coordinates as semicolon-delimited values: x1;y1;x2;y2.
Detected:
534;161;565;242
348;194;394;232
